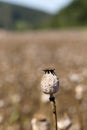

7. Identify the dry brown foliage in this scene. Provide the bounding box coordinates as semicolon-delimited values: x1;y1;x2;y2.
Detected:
0;30;87;130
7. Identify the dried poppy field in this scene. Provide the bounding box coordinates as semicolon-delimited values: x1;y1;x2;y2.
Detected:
0;30;87;130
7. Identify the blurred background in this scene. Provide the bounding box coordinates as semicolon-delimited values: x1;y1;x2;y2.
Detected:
0;0;87;130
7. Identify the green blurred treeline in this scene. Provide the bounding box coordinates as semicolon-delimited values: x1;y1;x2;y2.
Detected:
51;0;87;28
0;2;51;30
0;0;87;30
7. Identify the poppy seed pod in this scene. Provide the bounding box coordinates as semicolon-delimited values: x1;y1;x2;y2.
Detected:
40;69;59;95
